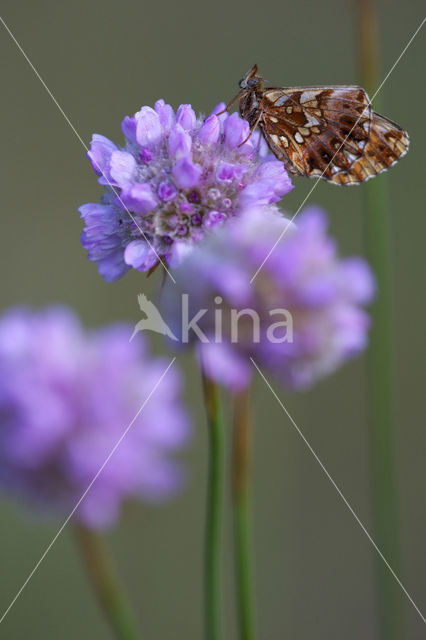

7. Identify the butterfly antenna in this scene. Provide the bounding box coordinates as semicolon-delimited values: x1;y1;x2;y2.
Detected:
215;90;246;115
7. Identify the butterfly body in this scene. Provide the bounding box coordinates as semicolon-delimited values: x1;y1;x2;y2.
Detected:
237;65;409;185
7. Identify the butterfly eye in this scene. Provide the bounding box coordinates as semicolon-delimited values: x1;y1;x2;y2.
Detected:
239;76;258;89
247;78;259;88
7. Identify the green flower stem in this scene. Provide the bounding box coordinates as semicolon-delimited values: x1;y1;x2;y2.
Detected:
357;1;403;637
201;367;225;640
232;387;256;640
74;524;141;640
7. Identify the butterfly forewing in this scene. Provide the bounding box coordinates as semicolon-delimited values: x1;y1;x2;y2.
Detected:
237;67;409;185
260;86;372;179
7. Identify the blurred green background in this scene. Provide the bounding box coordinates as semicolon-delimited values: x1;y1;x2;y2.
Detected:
0;0;424;637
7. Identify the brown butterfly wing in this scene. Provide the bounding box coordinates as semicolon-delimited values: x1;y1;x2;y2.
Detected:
259;86;372;182
329;112;410;185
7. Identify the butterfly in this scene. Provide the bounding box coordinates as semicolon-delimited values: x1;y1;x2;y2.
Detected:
227;65;409;185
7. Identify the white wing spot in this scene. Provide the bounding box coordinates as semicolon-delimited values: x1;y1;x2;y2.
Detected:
299;127;310;136
270;116;279;123
281;136;289;148
276;96;288;107
300;90;320;105
294;132;304;144
266;90;283;102
345;152;358;163
304;113;320;127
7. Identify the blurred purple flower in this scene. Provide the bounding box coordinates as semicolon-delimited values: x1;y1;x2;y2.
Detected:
79;101;293;281
0;307;190;529
162;206;375;390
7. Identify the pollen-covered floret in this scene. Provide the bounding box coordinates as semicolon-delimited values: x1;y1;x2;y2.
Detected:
79;101;293;281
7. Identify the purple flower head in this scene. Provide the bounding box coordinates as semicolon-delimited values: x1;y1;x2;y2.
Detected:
79;100;293;281
0;307;190;529
162;207;375;390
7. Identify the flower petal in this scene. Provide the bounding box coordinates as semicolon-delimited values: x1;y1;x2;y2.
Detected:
204;210;227;229
124;240;158;270
176;104;196;131
87;134;117;179
216;161;245;183
210;102;228;125
155;99;175;132
168;124;192;158
135;107;162;148
79;203;117;236
98;251;130;282
198;114;220;145
172;157;202;189
120;184;158;214
121;116;137;142
158;181;178;202
109;151;137;185
224;113;250;149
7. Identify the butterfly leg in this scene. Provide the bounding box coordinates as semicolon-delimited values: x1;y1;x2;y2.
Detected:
146;261;161;277
237;110;263;147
